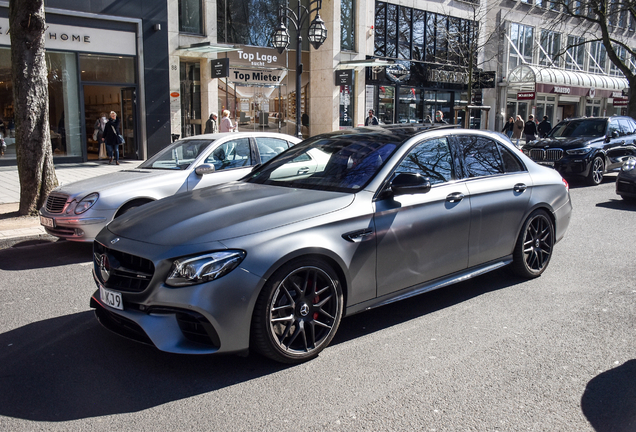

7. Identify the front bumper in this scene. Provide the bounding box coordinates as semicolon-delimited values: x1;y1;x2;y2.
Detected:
616;171;636;198
39;210;109;242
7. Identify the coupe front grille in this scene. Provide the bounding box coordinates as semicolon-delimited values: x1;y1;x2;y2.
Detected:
94;241;155;293
529;148;564;162
45;193;68;213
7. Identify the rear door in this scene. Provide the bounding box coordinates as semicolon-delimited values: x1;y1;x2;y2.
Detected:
453;135;532;267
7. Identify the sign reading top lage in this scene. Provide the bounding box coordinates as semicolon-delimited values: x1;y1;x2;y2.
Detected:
0;18;136;56
230;68;286;85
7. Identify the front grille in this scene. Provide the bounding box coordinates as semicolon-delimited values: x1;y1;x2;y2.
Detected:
94;241;155;293
45;193;68;213
529;148;564;162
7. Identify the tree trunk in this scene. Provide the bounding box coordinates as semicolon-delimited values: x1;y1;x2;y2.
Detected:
9;0;57;215
627;78;636;121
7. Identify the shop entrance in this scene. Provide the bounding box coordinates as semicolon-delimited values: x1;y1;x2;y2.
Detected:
83;85;137;160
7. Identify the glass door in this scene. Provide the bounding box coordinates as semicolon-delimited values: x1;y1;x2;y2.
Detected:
377;86;395;124
397;87;422;123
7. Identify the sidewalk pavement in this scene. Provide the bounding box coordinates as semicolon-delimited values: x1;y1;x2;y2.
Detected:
0;160;140;247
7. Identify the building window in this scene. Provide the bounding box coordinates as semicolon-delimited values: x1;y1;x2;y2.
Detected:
508;23;533;69
609;45;626;76
179;0;203;35
217;0;284;47
412;9;425;61
565;36;585;71
539;30;561;67
341;0;355;51
374;2;386;57
385;3;398;58
397;6;412;60
588;41;606;74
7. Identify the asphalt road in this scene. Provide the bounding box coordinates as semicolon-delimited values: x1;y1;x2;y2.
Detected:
0;174;634;431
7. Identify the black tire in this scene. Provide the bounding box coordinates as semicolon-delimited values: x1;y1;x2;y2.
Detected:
251;258;343;363
586;156;605;186
512;210;554;278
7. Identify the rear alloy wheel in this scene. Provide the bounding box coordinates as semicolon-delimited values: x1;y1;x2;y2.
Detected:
251;259;343;363
512;210;554;278
586;156;605;186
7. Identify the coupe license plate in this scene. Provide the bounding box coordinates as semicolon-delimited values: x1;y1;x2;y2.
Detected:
100;285;124;310
39;216;55;228
537;161;555;167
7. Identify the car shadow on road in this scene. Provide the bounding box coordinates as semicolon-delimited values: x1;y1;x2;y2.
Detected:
0;267;521;422
595;198;636;212
0;240;93;270
581;359;636;431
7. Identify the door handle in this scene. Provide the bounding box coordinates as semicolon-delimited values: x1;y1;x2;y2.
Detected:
514;183;527;193
446;192;464;203
297;167;310;174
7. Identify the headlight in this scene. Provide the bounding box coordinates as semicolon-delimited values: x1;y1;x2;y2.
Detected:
622;158;636;171
166;250;246;287
565;147;592;156
74;193;99;214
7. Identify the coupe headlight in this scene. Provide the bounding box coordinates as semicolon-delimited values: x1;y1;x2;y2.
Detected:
74;193;99;214
565;147;592;156
622;158;636;171
166;250;246;287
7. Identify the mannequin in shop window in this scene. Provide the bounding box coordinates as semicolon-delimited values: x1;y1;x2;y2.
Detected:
94;112;108;159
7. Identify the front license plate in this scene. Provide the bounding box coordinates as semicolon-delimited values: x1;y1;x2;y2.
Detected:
39;215;55;228
537;161;555;167
100;285;124;310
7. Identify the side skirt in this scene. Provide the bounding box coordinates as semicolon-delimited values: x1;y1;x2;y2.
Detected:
345;257;513;316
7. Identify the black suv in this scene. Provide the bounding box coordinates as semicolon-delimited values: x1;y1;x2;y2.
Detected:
521;116;636;185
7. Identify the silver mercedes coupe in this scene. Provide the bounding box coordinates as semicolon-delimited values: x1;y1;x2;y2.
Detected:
39;132;300;242
90;125;572;363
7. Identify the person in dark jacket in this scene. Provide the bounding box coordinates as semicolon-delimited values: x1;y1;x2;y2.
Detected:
101;111;121;165
524;114;538;143
365;109;379;126
502;116;515;138
538;115;552;138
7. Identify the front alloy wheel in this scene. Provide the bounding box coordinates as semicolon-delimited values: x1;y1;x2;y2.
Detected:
251;259;343;363
512;210;554;278
587;156;605;186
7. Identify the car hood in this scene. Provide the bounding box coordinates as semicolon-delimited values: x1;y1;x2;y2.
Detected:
523;136;602;149
52;169;176;198
107;182;355;246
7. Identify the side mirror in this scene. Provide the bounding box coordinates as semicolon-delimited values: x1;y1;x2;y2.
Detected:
195;164;216;176
390;173;431;195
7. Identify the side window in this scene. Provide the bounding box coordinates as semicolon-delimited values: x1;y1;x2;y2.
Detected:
255;137;289;163
618;119;636;135
499;144;526;173
608;120;621;137
205;138;252;170
395;138;453;185
457;136;504;178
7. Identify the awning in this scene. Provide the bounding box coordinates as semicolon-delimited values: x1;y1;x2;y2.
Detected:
507;65;627;91
336;59;393;70
178;42;241;53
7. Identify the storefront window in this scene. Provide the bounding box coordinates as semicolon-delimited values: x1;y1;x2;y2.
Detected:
0;48;81;159
339;85;354;128
341;0;355;52
79;55;135;84
179;0;204;35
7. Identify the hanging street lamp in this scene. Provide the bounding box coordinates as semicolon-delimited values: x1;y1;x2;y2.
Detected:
271;0;328;139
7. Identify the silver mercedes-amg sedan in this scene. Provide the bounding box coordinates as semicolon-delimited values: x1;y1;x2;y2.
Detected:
90;125;572;363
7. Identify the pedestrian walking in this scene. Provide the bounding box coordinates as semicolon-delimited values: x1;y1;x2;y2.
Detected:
524;114;538;143
205;112;218;134
220;110;237;133
513;115;524;146
434;110;448;124
502;117;515;138
365;109;379;126
538;115;552;138
101;111;121;165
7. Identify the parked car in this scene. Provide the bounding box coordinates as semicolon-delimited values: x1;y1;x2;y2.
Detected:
521;116;636;185
38;132;300;242
616;157;636;201
90;126;572;363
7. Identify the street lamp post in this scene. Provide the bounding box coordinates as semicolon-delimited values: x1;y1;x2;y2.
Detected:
272;0;328;139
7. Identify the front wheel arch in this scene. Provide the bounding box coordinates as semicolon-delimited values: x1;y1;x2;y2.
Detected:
114;198;154;218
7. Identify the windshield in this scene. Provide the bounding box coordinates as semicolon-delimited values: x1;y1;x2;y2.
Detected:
548;119;607;139
139;139;215;170
246;135;398;193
